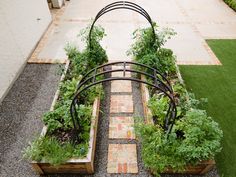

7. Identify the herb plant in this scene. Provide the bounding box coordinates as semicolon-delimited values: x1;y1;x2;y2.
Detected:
128;23;177;76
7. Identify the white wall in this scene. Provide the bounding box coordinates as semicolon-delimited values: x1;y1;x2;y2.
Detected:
0;0;52;103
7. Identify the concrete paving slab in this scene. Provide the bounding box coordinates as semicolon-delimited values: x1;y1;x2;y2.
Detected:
0;20;27;103
33;0;236;67
163;24;220;65
135;0;188;23
37;20;136;62
195;23;236;39
38;21;88;60
178;0;236;23
61;0;105;21
99;21;137;61
61;0;137;22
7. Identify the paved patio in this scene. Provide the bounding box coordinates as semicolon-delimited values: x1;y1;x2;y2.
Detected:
28;0;236;65
1;0;236;103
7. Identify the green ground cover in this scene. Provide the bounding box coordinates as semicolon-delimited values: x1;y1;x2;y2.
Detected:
179;39;236;177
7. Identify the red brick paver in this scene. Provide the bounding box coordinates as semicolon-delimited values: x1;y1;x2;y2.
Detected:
110;95;133;113
111;80;132;93
109;117;135;139
107;144;138;173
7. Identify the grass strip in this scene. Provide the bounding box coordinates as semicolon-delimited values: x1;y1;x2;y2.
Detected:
179;39;236;177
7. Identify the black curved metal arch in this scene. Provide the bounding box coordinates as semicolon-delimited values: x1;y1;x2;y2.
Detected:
79;61;173;92
70;62;177;142
88;1;156;49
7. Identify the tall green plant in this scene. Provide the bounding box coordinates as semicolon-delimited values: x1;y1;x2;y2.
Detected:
128;23;177;76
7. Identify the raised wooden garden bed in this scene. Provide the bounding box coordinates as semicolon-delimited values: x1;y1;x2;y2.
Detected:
163;160;215;175
140;74;215;175
30;61;100;174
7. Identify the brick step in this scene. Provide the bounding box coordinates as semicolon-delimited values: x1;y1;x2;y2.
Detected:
107;144;138;174
110;95;133;113
111;80;132;93
109;116;135;139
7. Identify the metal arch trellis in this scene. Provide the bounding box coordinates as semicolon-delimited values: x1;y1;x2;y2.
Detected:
69;1;177;142
88;1;156;49
70;61;177;142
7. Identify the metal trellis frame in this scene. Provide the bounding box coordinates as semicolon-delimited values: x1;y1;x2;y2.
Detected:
88;1;156;49
70;61;177;142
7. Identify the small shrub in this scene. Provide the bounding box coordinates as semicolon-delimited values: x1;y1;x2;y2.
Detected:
148;94;169;127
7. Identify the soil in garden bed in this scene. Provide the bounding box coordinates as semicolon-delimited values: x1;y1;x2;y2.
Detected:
50;128;76;143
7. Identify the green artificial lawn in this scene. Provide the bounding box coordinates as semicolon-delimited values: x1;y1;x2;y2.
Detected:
179;39;236;177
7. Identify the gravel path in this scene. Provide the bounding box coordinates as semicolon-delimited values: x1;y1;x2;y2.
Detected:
87;79;152;177
0;64;61;177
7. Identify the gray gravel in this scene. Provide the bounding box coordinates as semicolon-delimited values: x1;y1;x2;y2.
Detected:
0;64;61;177
88;79;152;177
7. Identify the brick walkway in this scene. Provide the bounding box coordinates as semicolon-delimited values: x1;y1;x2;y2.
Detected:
107;67;138;174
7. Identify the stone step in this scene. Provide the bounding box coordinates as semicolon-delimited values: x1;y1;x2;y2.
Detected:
109;116;135;139
107;144;138;174
111;80;132;93
110;95;133;113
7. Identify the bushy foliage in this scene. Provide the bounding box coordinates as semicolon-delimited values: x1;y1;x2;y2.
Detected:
175;109;223;163
65;25;108;77
148;94;169;127
128;23;177;76
135;108;223;176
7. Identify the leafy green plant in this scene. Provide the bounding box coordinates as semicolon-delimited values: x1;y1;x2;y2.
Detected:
175;109;223;164
148;94;169;127
79;84;104;106
75;104;92;142
135;108;223;176
134;123;185;176
42;101;71;134
64;24;108;77
128;23;177;76
23;136;88;166
59;77;81;101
